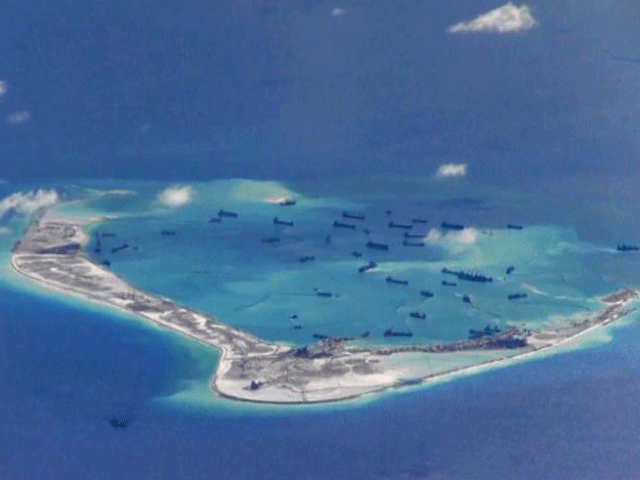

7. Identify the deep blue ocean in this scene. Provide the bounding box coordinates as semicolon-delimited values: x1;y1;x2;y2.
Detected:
2;0;640;478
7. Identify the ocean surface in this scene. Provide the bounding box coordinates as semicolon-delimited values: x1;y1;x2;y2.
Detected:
2;0;640;477
1;177;640;479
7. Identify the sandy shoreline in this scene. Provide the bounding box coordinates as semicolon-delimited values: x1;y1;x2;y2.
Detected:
9;218;639;405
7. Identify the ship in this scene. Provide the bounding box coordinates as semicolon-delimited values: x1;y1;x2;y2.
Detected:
402;240;424;247
456;271;493;283
409;311;426;319
366;241;389;251
404;232;423;239
442;267;492;282
617;243;640;251
94;233;102;254
218;209;238;218
462;294;472;304
351;251;363;258
261;237;280;243
412;218;428;224
442;280;457;287
342;211;365;220
361;331;370;338
333;221;356;229
313;333;329;339
507;224;523;230
384;328;413;337
420;290;434;298
386;276;409;285
299;255;315;263
506;266;515;275
389;221;413;230
315;291;333;298
440;221;464;230
160;230;176;236
109;418;129;429
111;243;129;254
273;217;294;226
508;293;527;300
469;325;501;339
278;199;296;206
358;261;377;273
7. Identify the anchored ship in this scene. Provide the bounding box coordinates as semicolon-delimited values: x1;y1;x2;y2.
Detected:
366;241;389;251
218;209;238;218
384;328;413;338
333;221;356;229
508;293;527;300
440;221;464;230
386;276;409;285
273;217;294;226
342;211;365;220
389;221;413;230
358;261;377;273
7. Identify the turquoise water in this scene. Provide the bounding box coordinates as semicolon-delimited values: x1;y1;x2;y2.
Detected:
66;178;623;348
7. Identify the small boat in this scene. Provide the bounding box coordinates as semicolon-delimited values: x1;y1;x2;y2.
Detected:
386;276;408;285
333;221;356;229
351;251;363;258
617;243;640;251
440;221;464;230
366;241;389;251
315;291;333;298
411;219;428;224
506;266;515;275
420;290;434;298
402;240;424;247
409;311;426;319
507;224;523;230
262;237;280;243
273;217;294;226
342;211;365;220
508;293;527;300
389;221;412;230
208;217;221;223
111;243;129;254
442;280;457;287
358;261;377;273
384;328;413;337
218;209;238;218
462;294;472;304
299;255;315;263
278;199;296;206
160;230;176;236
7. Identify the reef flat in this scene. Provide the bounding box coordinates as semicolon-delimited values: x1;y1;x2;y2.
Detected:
11;217;639;404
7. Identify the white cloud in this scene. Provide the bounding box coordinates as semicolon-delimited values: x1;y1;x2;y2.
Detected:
332;7;347;17
447;3;538;34
0;189;59;216
436;163;467;178
6;110;30;124
456;227;479;244
424;228;443;245
157;185;195;208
